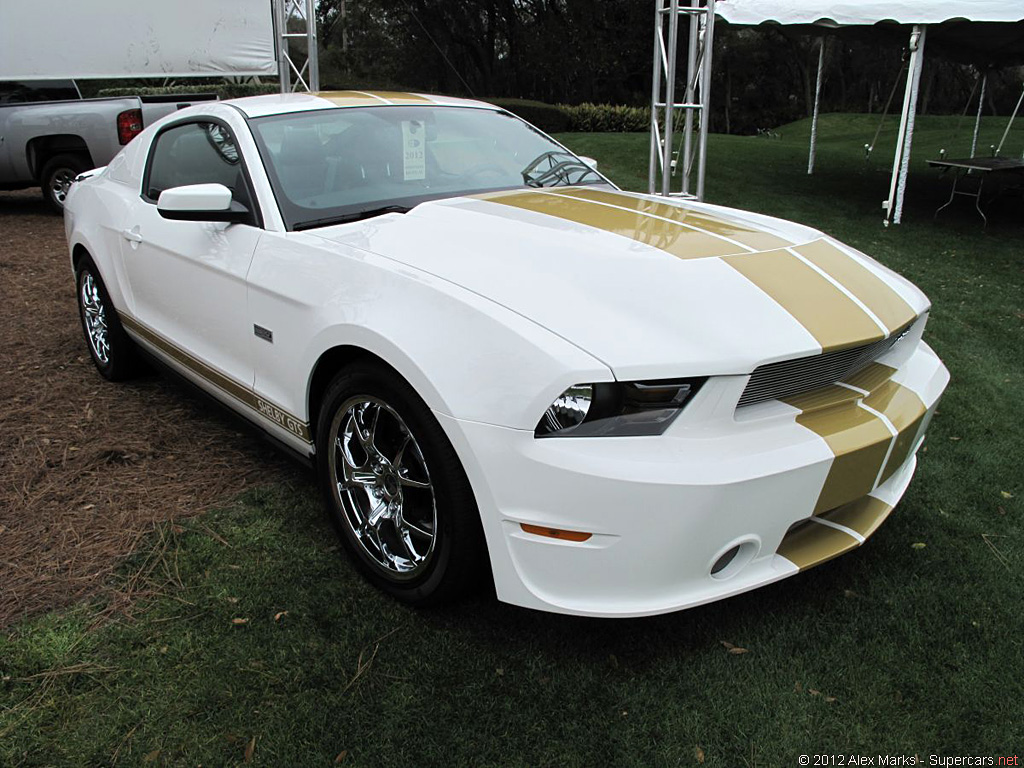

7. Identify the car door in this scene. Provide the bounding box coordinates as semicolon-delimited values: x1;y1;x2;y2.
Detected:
120;118;262;398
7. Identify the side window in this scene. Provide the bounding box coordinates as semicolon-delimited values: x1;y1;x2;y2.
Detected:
145;121;252;211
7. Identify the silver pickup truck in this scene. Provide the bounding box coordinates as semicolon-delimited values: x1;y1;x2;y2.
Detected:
0;80;216;211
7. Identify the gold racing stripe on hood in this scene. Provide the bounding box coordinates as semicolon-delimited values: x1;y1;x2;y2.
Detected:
551;187;794;252
481;190;752;258
723;248;885;353
476;189;910;352
783;363;928;514
792;240;918;334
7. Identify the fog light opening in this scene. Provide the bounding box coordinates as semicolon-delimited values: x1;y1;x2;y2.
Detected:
711;546;740;575
709;539;759;580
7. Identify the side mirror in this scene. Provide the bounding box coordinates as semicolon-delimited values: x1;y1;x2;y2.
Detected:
578;156;599;171
157;183;250;223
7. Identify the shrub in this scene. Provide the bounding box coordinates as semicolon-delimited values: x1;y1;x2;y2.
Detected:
486;98;571;133
97;83;279;99
560;102;650;132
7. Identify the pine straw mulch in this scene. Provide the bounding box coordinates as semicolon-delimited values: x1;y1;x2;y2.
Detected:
0;191;301;629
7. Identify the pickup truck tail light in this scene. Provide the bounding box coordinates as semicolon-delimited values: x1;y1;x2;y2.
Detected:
116;109;144;145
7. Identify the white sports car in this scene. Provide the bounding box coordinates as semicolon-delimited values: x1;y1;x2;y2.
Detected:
64;91;949;617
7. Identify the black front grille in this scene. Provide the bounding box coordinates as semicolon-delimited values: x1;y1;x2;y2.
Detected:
737;325;912;408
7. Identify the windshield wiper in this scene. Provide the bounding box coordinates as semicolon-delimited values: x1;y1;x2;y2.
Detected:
294;205;412;231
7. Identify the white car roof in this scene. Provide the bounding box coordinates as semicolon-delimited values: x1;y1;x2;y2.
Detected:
229;91;500;118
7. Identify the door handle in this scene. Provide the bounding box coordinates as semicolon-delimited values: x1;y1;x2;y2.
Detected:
121;227;143;244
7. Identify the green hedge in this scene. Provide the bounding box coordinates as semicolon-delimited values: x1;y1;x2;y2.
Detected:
560;102;650;132
486;98;571;133
95;88;649;134
97;83;278;99
487;98;649;133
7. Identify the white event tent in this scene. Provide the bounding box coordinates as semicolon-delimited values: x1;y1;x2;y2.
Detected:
713;0;1024;224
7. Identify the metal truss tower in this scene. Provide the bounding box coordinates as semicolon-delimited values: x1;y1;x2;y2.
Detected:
275;0;320;93
648;0;716;200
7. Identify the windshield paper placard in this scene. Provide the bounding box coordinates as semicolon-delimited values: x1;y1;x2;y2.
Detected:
402;120;426;181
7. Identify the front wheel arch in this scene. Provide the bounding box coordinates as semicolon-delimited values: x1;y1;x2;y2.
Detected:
315;360;489;604
308;345;387;445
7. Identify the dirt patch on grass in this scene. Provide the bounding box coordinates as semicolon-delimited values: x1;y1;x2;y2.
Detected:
0;191;300;628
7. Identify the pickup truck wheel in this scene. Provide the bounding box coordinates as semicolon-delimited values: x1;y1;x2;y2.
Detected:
316;363;487;606
76;257;138;381
41;154;89;212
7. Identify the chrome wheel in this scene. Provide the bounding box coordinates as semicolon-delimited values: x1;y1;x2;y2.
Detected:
328;396;437;579
80;271;110;365
50;167;76;206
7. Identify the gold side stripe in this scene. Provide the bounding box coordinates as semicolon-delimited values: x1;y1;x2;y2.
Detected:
724;249;885;353
793;240;918;334
119;314;311;443
480;190;747;258
553;188;795;252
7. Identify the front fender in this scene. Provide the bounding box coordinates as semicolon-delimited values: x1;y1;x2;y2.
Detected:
248;231;610;431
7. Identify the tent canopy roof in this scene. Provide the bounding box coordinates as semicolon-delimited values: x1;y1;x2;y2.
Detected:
714;1;1023;27
715;1;1024;67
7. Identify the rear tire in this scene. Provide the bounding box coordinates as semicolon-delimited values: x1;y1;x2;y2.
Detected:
76;256;138;381
41;153;89;212
316;362;486;605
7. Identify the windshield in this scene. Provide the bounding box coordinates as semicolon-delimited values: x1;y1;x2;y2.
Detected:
249;106;604;230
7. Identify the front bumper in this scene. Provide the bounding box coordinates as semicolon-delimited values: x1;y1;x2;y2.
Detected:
438;341;949;618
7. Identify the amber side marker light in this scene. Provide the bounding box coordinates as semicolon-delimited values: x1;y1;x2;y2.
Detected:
520;523;592;542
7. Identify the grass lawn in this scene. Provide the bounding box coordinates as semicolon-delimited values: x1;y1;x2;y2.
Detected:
2;116;1022;766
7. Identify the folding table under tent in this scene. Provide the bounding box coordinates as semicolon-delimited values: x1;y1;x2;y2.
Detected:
714;0;1024;224
650;0;1024;224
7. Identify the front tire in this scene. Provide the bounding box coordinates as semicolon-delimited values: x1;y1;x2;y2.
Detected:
316;363;485;605
76;257;138;381
41;154;89;212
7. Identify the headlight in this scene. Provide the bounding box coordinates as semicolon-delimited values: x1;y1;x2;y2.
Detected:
535;378;706;438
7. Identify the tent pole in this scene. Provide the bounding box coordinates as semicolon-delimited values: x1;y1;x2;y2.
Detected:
995;82;1024;156
648;0;665;194
892;26;926;225
275;0;289;93
970;72;987;158
695;0;716;200
885;25;925;225
306;0;320;92
681;1;699;196
662;0;680;196
807;37;825;175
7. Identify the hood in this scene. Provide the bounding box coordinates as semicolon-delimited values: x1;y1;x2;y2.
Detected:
308;187;927;380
